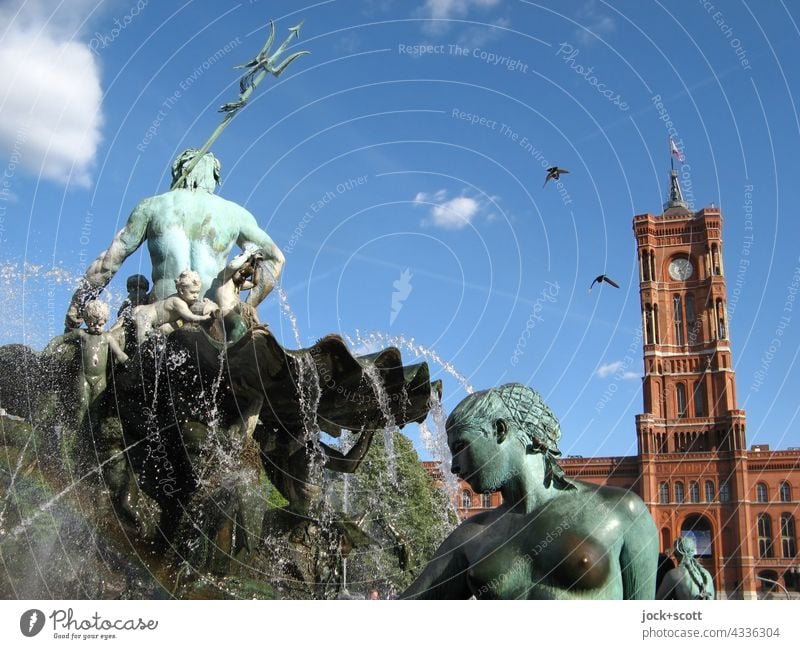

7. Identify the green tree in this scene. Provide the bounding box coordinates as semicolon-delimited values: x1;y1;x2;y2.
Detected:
332;430;457;597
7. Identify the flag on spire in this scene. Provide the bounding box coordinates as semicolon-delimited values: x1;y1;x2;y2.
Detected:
670;137;685;163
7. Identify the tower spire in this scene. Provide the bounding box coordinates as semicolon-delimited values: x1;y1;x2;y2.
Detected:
664;168;688;212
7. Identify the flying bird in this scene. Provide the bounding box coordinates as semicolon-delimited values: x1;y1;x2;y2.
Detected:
543;166;569;187
589;274;620;291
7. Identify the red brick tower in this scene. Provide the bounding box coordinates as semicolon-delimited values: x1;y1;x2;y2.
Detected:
633;170;755;598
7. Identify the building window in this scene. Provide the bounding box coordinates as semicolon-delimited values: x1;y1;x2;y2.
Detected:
690;481;700;503
780;482;791;502
673;294;684;345
676;383;687;418
781;514;797;558
675;481;685;503
481;492;491;508
756;483;768;503
461;490;472;509
758;514;774;558
685;294;697;344
720;481;730;503
704;480;715;502
694;380;705;418
659;482;669;504
644;305;654;345
716;299;727;339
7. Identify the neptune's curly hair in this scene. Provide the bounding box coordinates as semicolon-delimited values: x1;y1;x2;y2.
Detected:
446;383;575;491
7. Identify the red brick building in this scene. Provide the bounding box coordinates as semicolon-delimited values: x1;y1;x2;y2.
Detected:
428;172;800;599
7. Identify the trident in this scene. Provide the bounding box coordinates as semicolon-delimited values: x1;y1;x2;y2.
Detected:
171;21;309;190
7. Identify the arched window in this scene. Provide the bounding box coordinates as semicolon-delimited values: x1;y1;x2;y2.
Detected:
481;492;491;508
461;490;472;509
676;383;687;418
716;299;727;339
659;482;669;504
685;294;697;344
781;514;797;558
675;481;685;503
645;305;654;345
756;483;768;503
704;480;715;502
694;380;705;418
780;482;791;502
673;294;684;345
758;514;774;558
690;481;700;503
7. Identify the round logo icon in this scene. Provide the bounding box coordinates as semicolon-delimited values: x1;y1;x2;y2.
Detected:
20;609;46;637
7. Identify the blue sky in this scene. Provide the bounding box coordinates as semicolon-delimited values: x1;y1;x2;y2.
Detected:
1;0;799;460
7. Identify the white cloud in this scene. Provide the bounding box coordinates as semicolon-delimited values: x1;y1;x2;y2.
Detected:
414;189;488;229
422;0;501;20
431;196;479;229
596;360;639;380
574;0;616;46
420;0;501;33
596;361;623;378
0;1;105;188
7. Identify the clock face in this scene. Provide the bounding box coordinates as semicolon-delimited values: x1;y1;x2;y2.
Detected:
669;257;693;281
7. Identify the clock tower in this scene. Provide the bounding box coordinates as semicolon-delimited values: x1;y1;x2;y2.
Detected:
633;169;756;597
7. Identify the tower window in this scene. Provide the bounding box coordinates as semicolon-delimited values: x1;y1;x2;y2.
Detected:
689;481;700;503
461;490;472;508
644;305;654;345
704;480;715;502
758;514;774;558
685;294;698;344
756;483;768;503
659;482;669;504
481;492;491;508
673;294;684;345
676;383;687;418
675;481;685;503
781;514;797;558
694;380;705;418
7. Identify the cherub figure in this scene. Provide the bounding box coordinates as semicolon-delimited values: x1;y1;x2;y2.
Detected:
46;300;129;425
209;247;264;342
132;270;217;345
44;300;139;528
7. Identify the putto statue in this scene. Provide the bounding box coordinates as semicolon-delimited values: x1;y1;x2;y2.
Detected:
65;149;284;331
656;536;715;600
403;384;658;599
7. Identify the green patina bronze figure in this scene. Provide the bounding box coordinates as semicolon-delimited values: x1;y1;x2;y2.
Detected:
402;383;658;599
656;536;715;600
64;149;284;331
